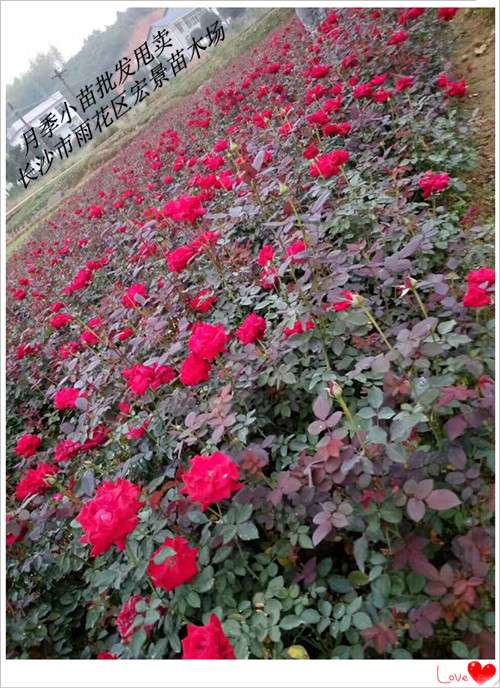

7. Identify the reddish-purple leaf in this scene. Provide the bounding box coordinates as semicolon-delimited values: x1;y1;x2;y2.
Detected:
407;497;426;522
312;520;332;546
313;395;332;421
425;489;461;511
444;414;468;441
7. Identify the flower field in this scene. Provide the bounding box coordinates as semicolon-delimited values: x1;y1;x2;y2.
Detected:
6;8;495;661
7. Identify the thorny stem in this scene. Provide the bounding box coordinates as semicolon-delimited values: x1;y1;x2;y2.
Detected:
360;306;395;353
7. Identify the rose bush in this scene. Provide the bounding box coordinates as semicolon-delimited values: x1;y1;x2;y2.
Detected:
6;8;494;661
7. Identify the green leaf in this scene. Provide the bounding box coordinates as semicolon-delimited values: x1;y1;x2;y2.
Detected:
186;591;201;608
348;571;370;587
212;545;232;564
234;504;253;524
352;612;372;630
380;503;402;524
298;533;314;549
368;387;384;409
451;641;470;659
353;536;368;573
144;609;160;625
130;628;147;657
237;522;259;540
301;609;321;624
193;566;214;593
280;615;302;630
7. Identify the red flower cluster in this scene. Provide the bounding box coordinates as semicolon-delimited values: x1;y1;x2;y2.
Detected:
181;614;236;659
418;171;450;199
463;267;495;308
15;433;41;458
122;363;176;395
16;463;58;501
235;313;266;344
181;451;243;511
76;478;143;556
148;536;198;592
310;150;349;179
162;194;206;224
54;387;82;410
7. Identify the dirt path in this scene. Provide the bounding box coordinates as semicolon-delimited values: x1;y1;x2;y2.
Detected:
451;8;495;221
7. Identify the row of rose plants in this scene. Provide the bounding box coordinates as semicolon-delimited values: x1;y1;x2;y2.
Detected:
6;8;495;660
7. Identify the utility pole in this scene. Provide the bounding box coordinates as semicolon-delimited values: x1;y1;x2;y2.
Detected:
51;65;79;105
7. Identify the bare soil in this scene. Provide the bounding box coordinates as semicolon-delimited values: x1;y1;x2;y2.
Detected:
451;8;495;221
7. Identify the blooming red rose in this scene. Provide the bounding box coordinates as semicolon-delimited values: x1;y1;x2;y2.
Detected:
467;267;495;286
15;433;41;458
148;536;198;592
50;313;73;328
310;150;349;179
54;438;82;462
189;323;228;362
445;79;467;98
463;284;492;308
181;451;243;511
395;76;413;92
16;463;58;501
387;30;408;46
116;595;155;643
182;614;236;659
303;144;319;160
418;171;450;199
166;245;196;273
122;283;148;309
54;387;81;410
163;195;206;224
286;240;307;264
76;479;143;556
236;313;266;344
189;288;216;313
179;354;211;386
438;8;458;21
96;652;118;659
123;363;175;396
257;245;275;267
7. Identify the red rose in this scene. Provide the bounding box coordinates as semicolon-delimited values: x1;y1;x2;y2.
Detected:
16;463;58;501
163;195;206;224
236;313;266;344
189;289;216;314
96;652;117;659
310;150;349;179
122;283;148;309
286;240;307;264
122;363;175;395
76;478;143;556
445;80;467;98
333;289;355;312
438;8;458;21
50;313;73;328
15;433;41;458
181;451;243;511
182;614;236;659
179;354;211;386
116;595;155;643
54;438;82;462
189;323;228;362
54;387;81;410
148;536;198;592
257;245;275;267
418;171;450;199
303;144;319;160
387;30;408;46
463;284;492;308
467;268;495;286
395;76;413;92
166;245;196;273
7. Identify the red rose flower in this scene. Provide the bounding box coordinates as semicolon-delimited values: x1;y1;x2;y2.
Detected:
286;240;307;264
190;289;216;314
179;354;211;386
236;313;266;344
166;245;196;273
54;439;82;462
387;30;408;46
123;363;175;396
182;614;236;659
181;451;243;511
116;595;155;643
76;479;143;556
16;463;58;501
148;536;198;592
122;283;148;309
418;171;450;199
54;387;81;410
163;195;206;224
333;289;355;312
463;284;492;308
467;267;495;286
438;8;458;21
310;150;349;179
96;652;118;659
15;433;41;458
257;245;275;266
189;323;228;362
50;313;73;328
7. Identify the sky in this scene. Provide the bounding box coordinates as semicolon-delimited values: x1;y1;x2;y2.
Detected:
5;1;121;84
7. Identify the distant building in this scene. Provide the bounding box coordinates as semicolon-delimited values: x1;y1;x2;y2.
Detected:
146;7;222;54
7;91;83;150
